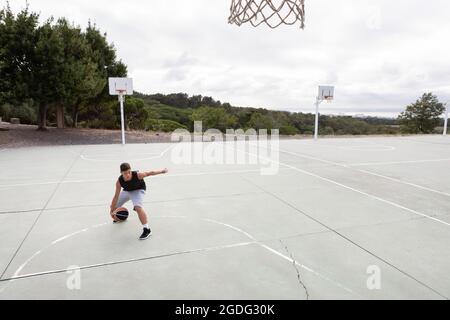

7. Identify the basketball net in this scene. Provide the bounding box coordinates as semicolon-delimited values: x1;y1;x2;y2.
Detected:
117;90;127;101
229;0;305;29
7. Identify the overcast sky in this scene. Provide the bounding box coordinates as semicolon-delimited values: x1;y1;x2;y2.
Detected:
4;0;450;117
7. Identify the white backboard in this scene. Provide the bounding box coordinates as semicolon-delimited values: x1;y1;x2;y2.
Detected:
109;78;133;95
318;86;334;100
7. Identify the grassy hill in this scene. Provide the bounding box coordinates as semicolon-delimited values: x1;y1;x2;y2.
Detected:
0;91;402;136
132;92;401;136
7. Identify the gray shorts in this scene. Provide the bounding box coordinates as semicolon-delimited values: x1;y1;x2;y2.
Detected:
117;189;146;209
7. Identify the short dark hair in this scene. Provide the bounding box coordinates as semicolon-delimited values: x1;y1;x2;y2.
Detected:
120;163;131;172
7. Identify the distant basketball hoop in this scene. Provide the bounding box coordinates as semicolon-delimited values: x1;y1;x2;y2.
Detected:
109;78;133;96
109;78;134;145
318;86;335;102
315;85;335;140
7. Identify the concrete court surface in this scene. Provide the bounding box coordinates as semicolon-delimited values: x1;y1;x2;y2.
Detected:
0;135;449;300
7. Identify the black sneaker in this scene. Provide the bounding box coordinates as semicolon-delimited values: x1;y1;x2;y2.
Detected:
139;227;152;240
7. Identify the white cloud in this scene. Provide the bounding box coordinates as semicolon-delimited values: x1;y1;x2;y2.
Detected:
4;0;450;116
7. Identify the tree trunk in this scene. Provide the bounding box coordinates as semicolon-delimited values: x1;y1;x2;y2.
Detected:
37;104;48;131
72;100;82;128
74;112;79;128
56;105;65;129
72;105;79;128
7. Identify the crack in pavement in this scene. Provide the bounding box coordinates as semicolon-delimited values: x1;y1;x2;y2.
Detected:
238;174;447;299
280;240;310;300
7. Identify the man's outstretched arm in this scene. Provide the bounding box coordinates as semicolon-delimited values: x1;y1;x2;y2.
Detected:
138;168;168;180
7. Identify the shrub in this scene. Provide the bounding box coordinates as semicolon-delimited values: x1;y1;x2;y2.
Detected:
146;119;188;132
0;102;37;124
279;125;300;135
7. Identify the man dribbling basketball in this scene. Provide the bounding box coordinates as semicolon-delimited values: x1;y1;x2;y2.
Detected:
110;163;168;240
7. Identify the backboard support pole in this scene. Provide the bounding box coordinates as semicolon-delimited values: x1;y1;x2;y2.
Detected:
314;98;321;140
119;94;126;145
444;106;449;136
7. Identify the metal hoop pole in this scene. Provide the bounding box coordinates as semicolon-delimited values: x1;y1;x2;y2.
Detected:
444;106;449;136
314;97;322;140
119;93;126;145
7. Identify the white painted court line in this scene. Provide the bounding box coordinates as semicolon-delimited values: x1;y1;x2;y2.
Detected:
349;158;450;167
355;168;450;198
266;146;450;198
79;144;176;162
338;145;396;152
6;242;256;282
281;164;450;227
237;144;450;227
203;218;357;296
10;222;108;278
232;146;449;298
2;216;356;298
0;181;63;189
0;147;87;281
81;151;162;157
0;168;294;189
0;191;266;215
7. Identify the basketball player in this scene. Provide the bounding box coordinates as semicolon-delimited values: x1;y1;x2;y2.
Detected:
110;163;168;240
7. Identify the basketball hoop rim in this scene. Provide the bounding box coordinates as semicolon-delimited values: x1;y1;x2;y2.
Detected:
318;96;333;102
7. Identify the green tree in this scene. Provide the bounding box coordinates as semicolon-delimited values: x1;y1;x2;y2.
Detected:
0;7;120;130
248;112;274;130
398;93;445;134
0;5;39;105
33;19;66;130
69;21;126;128
54;19;105;128
145;119;188;132
124;97;149;130
279;125;300;135
235;108;253;128
191;106;237;131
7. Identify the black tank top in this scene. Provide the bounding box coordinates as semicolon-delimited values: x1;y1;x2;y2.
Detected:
118;171;146;191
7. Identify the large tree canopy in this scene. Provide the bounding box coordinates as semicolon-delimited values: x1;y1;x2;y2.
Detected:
0;5;127;129
191;106;238;132
0;4;39;105
398;93;445;134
